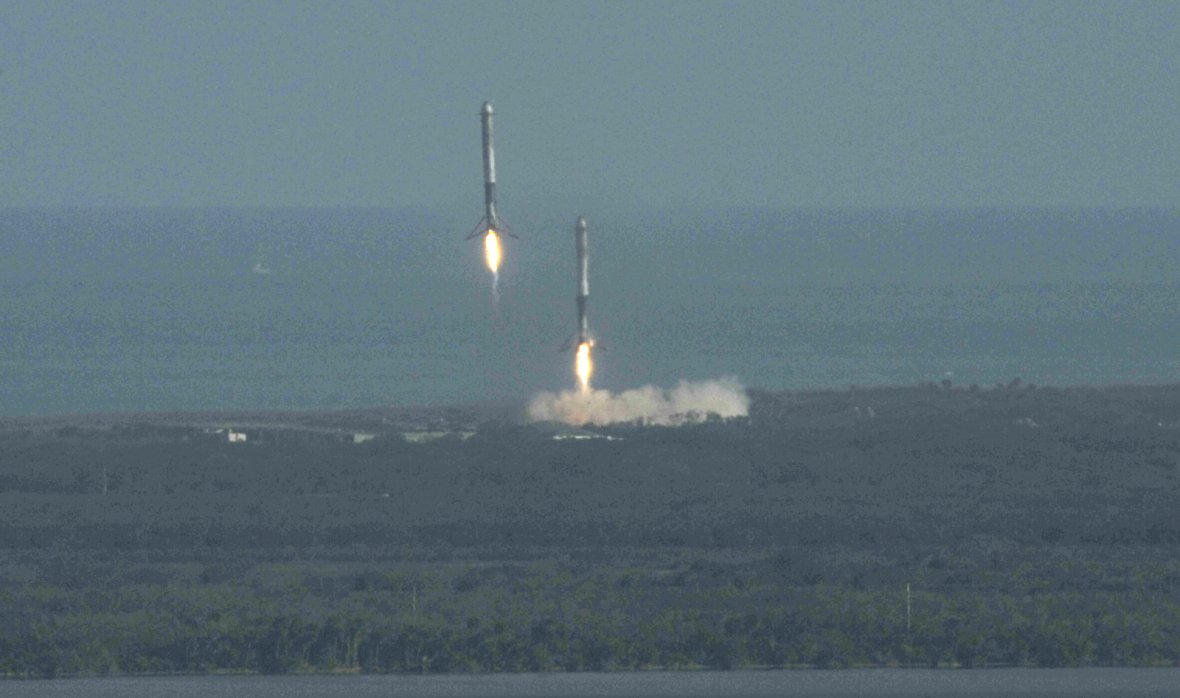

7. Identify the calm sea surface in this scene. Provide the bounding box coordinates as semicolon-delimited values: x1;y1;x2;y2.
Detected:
2;207;1177;416
3;669;1179;697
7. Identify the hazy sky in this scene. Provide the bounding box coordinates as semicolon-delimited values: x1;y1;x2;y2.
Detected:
2;1;1177;208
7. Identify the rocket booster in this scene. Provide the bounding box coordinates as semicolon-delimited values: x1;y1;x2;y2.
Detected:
480;101;499;230
575;216;590;345
562;216;603;353
467;101;514;240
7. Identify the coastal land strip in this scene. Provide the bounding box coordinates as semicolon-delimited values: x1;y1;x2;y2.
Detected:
2;383;1180;676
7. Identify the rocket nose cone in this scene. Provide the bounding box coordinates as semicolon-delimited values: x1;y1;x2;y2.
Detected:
576;216;588;230
481;101;493;115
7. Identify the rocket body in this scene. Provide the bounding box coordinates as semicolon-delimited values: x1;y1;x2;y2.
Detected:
480;101;499;231
467;101;513;241
575;216;590;344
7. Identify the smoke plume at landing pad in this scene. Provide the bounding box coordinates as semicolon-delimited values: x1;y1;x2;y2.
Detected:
527;377;749;426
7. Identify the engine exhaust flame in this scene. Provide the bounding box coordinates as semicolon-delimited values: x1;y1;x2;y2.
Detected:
484;230;502;273
575;341;593;392
484;230;502;303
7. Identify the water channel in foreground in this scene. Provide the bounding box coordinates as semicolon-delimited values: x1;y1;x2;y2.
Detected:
3;668;1179;697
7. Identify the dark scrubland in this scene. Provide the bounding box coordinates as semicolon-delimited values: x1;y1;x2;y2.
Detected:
3;383;1180;676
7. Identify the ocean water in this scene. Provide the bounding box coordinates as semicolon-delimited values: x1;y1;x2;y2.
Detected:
1;207;1177;416
2;669;1179;697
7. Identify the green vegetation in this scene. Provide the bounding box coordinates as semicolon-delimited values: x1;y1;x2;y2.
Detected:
2;384;1180;677
5;553;1180;677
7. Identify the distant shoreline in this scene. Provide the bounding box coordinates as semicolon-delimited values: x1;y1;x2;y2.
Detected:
4;380;1179;429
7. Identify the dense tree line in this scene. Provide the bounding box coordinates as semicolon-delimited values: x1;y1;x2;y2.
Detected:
4;557;1180;678
2;384;1180;676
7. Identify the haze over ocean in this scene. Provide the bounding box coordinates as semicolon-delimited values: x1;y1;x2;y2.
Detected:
3;4;1177;416
1;207;1176;417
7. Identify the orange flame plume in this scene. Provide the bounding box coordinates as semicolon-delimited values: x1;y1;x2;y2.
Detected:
484;230;502;273
576;341;593;392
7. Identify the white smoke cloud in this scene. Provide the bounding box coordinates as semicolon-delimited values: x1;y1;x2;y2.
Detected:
527;377;750;426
